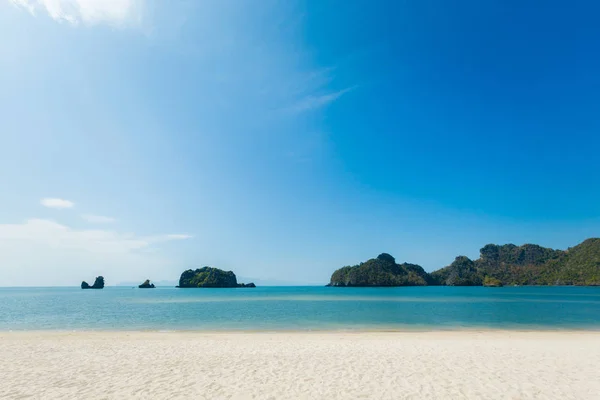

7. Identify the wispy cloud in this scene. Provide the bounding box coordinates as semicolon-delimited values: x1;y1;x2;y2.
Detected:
40;198;74;209
0;219;191;253
9;0;143;26
165;234;193;240
0;219;192;286
288;87;355;114
81;214;116;224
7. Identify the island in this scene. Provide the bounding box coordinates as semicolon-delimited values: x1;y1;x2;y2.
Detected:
81;276;105;289
431;238;600;286
177;267;256;288
138;279;155;289
328;253;433;286
327;238;600;287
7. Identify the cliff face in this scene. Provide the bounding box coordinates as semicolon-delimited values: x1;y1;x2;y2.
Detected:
474;243;565;285
177;267;255;288
329;253;433;287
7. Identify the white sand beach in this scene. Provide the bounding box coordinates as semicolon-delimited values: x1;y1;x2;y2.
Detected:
1;331;599;399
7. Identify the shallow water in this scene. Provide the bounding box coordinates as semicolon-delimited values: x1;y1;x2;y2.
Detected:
1;286;600;331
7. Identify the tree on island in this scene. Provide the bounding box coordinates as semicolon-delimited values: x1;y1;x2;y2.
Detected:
483;276;503;287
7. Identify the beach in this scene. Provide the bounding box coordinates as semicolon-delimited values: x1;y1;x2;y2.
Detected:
1;331;599;399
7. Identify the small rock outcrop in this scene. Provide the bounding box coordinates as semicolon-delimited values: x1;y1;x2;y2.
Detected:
138;279;155;289
81;276;105;289
238;282;256;288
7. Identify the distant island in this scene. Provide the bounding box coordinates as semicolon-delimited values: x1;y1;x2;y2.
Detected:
81;276;105;289
138;279;155;289
328;238;600;287
177;267;256;288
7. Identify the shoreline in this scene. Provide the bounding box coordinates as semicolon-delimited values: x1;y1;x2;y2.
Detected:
3;326;600;334
3;330;600;339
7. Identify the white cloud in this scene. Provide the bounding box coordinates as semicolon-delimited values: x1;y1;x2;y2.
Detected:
288;87;355;114
40;198;74;209
81;214;116;223
165;234;193;240
9;0;143;26
0;219;192;286
0;219;190;253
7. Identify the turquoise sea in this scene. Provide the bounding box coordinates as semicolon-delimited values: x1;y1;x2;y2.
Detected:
1;286;600;331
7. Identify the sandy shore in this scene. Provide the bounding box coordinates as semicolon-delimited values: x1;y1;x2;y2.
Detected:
1;331;599;399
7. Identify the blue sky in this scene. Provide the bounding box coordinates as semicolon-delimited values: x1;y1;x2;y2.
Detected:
1;0;599;286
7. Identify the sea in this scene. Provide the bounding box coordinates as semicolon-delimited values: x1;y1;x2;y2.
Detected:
1;286;600;331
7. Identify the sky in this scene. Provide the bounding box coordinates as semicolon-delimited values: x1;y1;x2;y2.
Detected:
1;0;599;286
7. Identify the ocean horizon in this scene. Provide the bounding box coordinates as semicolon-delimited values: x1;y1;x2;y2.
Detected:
2;286;600;331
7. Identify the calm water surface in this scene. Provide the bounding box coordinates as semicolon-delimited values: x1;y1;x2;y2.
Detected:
1;286;599;331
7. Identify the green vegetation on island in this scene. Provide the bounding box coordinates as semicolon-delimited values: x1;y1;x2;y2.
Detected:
430;256;482;286
327;253;433;286
483;276;503;287
81;276;104;289
328;238;600;287
177;267;256;288
435;239;600;286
